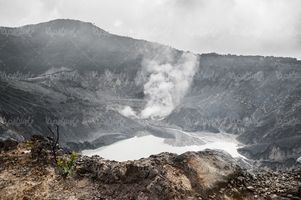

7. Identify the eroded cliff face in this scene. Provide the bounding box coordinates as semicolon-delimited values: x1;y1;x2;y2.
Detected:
1;138;301;200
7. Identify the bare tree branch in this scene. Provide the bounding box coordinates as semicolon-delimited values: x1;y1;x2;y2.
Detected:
47;124;60;164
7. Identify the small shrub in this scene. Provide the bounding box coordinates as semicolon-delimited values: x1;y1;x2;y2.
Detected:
56;151;78;178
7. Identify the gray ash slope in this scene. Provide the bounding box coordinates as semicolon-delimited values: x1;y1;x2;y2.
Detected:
0;19;300;168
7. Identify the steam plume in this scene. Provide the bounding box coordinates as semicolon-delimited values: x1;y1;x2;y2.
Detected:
140;53;199;119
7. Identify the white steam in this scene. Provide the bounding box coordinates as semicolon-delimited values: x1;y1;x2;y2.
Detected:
118;53;199;120
140;53;199;119
119;106;137;118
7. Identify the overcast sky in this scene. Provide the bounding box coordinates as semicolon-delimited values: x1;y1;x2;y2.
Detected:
0;0;300;59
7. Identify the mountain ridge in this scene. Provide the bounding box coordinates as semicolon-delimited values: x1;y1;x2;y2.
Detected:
2;19;300;61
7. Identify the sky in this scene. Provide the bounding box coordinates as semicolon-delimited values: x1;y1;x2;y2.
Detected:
0;0;300;59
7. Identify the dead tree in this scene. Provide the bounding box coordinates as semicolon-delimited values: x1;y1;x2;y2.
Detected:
47;124;60;164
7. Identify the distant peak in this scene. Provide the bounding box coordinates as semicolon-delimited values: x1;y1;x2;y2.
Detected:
37;19;108;33
41;19;95;28
0;19;110;37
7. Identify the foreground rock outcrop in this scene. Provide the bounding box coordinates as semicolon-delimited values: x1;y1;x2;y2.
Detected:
1;138;301;200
